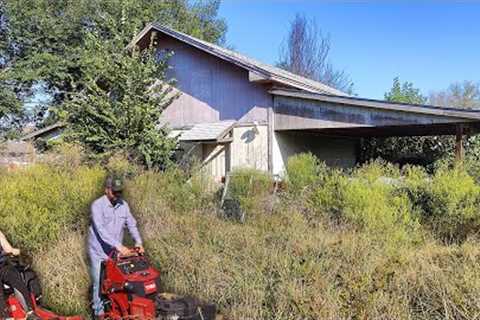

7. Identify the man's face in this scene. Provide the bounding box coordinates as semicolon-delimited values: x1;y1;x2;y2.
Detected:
105;187;123;205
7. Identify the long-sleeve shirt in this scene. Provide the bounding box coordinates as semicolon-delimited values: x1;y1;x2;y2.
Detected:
88;195;142;260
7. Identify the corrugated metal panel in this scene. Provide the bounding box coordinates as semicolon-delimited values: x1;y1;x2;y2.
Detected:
179;120;236;141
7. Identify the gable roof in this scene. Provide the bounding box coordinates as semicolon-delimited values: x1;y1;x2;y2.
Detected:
129;23;347;96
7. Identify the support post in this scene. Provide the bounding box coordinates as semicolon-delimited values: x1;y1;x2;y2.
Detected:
455;124;464;163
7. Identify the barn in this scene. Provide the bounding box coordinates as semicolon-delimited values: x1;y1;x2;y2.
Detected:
130;23;480;181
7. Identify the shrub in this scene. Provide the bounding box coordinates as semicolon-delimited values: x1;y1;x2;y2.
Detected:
340;163;419;244
105;153;141;178
0;163;104;251
285;153;320;195
306;167;347;220
426;167;480;243
39;143;86;170
125;166;216;215
227;168;272;217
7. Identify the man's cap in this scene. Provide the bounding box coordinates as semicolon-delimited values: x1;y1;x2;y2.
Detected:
106;176;124;192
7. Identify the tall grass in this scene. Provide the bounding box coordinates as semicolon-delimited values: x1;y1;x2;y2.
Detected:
2;153;480;319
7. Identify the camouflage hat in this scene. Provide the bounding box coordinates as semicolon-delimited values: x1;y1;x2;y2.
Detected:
106;176;124;192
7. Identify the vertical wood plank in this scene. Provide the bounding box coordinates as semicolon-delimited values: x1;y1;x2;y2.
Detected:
456;124;464;163
267;100;274;174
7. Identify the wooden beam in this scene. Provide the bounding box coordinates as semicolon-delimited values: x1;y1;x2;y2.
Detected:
456;124;464;163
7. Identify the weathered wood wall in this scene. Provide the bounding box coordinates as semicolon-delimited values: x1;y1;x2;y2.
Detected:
156;34;272;128
274;95;464;131
231;124;269;172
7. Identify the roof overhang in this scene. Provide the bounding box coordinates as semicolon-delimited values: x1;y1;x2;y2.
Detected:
171;121;236;143
20;123;65;141
271;89;480;137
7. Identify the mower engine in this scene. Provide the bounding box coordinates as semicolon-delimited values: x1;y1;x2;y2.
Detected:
100;249;217;320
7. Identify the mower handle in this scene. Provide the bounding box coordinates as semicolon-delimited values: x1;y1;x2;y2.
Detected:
110;247;144;260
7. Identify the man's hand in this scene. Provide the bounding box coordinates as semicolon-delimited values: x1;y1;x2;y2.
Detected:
10;248;20;256
117;245;131;256
135;245;145;254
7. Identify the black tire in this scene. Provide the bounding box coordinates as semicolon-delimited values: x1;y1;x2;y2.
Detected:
155;294;217;320
23;269;42;302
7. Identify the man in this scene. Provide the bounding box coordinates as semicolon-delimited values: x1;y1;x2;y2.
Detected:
88;176;144;319
0;231;40;320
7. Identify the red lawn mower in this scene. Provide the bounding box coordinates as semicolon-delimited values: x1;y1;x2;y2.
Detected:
99;248;217;320
3;255;83;320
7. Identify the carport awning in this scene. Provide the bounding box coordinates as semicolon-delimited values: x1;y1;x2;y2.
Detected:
169;120;236;142
271;89;480;137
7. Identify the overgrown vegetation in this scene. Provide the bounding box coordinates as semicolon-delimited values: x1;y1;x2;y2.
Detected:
0;0;226;152
2;152;480;319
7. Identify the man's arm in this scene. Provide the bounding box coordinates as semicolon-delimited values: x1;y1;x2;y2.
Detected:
124;203;143;247
0;231;20;255
91;202;122;250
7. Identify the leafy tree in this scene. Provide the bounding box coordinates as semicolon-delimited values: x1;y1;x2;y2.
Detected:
60;35;177;169
384;77;426;104
0;2;23;138
0;0;226;124
429;81;480;159
0;81;23;138
361;78;453;168
0;0;226;165
429;81;480;109
277;14;354;94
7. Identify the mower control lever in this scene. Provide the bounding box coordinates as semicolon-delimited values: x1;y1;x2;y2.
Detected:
113;247;144;260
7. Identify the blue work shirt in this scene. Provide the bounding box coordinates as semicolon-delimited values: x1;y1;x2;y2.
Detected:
88;195;142;260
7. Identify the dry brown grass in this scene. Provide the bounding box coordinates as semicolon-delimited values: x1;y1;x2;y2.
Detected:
33;232;90;316
10;164;480;319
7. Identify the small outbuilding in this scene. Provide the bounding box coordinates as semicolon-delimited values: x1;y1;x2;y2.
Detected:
126;23;480;180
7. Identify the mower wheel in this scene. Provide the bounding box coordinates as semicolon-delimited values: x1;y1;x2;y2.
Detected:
156;293;216;320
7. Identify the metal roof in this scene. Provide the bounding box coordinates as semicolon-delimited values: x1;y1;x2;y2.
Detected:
271;89;480;121
20;122;65;141
129;23;347;96
176;120;236;142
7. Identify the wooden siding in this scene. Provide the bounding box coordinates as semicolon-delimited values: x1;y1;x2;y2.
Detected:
274;95;472;132
202;144;227;181
231;125;269;172
157;34;272;127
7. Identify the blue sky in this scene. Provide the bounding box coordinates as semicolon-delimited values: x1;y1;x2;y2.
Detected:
218;1;480;99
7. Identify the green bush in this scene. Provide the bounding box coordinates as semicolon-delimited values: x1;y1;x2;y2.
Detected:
427;167;480;242
341;163;419;243
289;159;418;239
285;153;320;195
228;168;272;216
0;164;105;251
401;164;480;243
125;166;216;215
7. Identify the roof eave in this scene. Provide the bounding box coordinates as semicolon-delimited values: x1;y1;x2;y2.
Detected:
270;89;480;121
129;23;347;96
